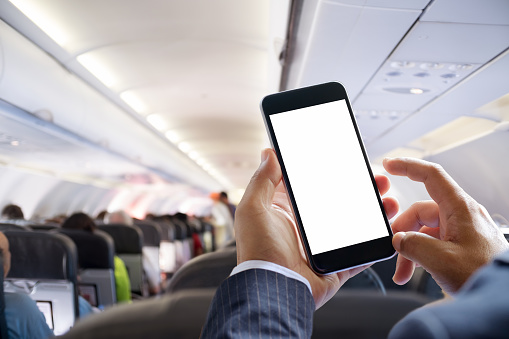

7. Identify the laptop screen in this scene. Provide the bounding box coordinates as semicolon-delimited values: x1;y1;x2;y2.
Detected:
78;283;98;307
36;300;54;330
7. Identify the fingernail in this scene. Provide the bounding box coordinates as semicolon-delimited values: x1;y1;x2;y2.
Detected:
392;232;406;251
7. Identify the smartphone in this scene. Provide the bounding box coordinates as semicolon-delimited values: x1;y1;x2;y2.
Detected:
260;81;395;274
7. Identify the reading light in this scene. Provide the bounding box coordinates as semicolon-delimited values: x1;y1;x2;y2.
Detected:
383;87;429;95
390;61;415;69
121;91;148;114
449;64;473;71
420;63;443;70
410;88;424;94
10;140;19;146
146;114;168;131
9;0;70;46
77;54;118;88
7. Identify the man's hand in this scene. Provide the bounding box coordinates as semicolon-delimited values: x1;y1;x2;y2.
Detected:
384;157;509;294
235;148;399;309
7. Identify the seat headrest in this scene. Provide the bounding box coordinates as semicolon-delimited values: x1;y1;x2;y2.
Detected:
97;224;143;254
5;231;78;282
134;221;162;246
166;246;237;293
0;223;32;232
55;229;115;269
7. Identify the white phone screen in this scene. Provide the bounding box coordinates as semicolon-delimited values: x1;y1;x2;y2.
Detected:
269;99;389;255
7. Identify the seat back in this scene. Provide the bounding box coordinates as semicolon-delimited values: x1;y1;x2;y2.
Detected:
312;291;430;338
0;223;31;232
55;229;117;307
134;221;162;288
167;246;384;294
29;224;60;232
59;289;216;339
97;224;147;296
4;231;79;336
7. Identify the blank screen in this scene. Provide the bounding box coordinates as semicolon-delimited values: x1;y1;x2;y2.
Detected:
269;99;389;255
36;301;54;330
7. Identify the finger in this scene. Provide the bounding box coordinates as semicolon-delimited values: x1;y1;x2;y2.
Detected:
241;148;282;208
383;158;468;213
391;200;439;234
392;231;448;282
393;252;415;285
382;197;399;220
374;174;391;196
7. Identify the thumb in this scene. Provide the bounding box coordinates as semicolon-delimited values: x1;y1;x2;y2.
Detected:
392;231;446;284
241;148;282;207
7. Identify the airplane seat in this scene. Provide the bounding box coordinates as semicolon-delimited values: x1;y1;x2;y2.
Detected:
171;220;188;270
134;221;163;294
29;223;60;231
153;221;178;275
97;224;148;297
166;246;237;294
0;253;8;339
166;246;385;294
0;223;32;232
200;221;215;252
312;290;431;339
54;228;117;307
3;230;79;336
58;288;217;339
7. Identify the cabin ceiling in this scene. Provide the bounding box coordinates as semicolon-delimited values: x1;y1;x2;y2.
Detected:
0;0;508;197
0;0;283;192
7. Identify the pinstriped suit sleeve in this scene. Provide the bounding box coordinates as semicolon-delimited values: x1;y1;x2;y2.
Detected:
200;269;315;338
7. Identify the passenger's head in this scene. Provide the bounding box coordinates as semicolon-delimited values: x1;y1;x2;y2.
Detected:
104;210;133;225
0;232;11;277
219;191;229;203
62;212;97;233
1;204;24;220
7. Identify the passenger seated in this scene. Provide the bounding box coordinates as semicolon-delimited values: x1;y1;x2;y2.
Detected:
104;211;161;295
62;213;132;303
0;232;54;339
1;204;31;226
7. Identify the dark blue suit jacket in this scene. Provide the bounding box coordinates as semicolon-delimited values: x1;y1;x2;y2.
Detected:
201;250;509;338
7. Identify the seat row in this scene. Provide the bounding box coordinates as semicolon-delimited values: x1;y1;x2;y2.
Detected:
0;217;214;335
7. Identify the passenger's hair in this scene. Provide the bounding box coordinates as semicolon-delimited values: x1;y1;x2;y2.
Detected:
219;192;228;200
104;210;133;225
1;204;24;220
62;212;97;233
95;210;107;221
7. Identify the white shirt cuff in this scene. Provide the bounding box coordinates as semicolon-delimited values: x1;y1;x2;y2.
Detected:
230;260;312;294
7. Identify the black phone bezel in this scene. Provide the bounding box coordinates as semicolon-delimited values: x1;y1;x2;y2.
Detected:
260;81;395;274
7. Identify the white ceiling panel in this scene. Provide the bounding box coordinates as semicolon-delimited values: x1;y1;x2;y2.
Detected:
289;2;422;98
391;22;509;63
421;0;509;25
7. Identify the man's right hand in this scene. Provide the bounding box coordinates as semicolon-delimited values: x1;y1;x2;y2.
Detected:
384;158;509;294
